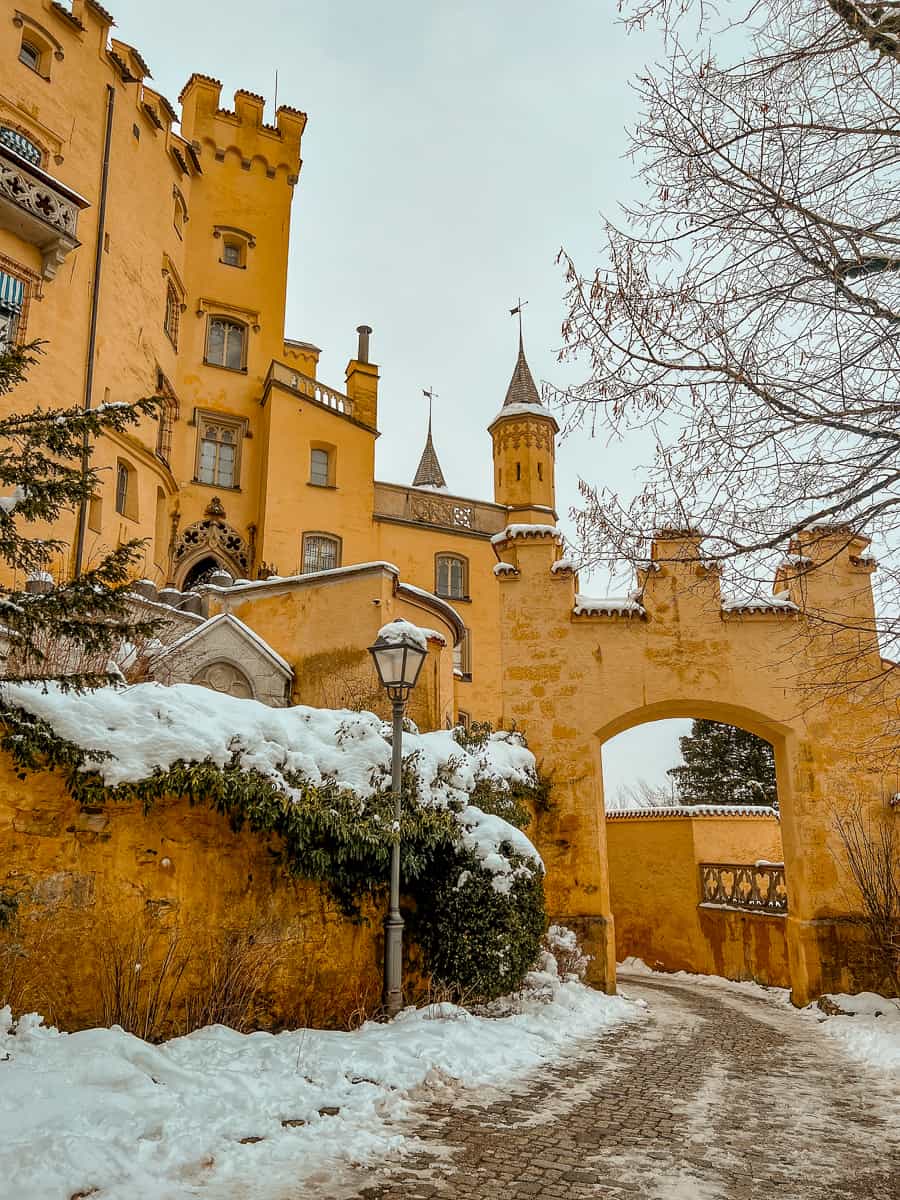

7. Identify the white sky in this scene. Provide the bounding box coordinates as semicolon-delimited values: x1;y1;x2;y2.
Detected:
113;0;679;789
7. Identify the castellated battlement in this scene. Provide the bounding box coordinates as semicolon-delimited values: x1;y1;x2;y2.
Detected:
179;74;306;179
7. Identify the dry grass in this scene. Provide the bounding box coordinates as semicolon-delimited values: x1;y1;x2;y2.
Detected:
833;802;900;995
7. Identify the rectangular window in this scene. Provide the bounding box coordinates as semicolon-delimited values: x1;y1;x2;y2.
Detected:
115;462;130;516
453;628;472;679
205;317;246;370
164;285;180;347
0;271;25;348
302;533;340;574
197;417;240;488
222;242;242;267
310;448;330;487
436;554;467;600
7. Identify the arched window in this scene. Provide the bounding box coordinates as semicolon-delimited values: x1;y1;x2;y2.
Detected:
164;283;180;347
205;317;246;371
301;532;341;574
0;127;42;166
436;554;467;600
183;556;224;589
309;447;331;487
115;459;137;520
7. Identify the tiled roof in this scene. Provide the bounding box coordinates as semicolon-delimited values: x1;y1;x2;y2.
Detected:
412;421;447;489
503;333;541;408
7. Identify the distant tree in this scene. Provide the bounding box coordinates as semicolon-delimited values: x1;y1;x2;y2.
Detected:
611;776;675;811
668;720;777;808
0;341;159;689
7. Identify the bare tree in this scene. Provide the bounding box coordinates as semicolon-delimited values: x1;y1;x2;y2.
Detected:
833;802;900;994
553;1;900;675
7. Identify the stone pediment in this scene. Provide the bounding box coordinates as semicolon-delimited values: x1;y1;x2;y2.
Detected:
151;612;292;706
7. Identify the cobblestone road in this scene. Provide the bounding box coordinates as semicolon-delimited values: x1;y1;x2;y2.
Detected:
341;971;900;1200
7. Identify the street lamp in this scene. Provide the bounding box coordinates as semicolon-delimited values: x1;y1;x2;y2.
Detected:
368;619;428;1017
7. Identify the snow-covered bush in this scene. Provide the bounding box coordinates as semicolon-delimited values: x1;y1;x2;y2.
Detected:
0;683;549;1003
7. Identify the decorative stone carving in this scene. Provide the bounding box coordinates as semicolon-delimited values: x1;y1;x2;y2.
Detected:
173;516;250;578
0;147;84;279
491;418;554;453
204;495;226;518
409;495;475;530
192;661;254;699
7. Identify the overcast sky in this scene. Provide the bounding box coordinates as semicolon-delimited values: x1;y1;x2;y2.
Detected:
113;0;687;792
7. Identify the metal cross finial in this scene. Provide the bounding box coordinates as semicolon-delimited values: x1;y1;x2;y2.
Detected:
509;297;529;340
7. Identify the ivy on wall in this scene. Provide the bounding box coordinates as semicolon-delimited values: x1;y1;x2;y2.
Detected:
0;705;548;1001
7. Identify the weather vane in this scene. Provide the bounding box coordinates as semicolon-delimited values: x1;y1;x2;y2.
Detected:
422;386;438;427
509;297;529;339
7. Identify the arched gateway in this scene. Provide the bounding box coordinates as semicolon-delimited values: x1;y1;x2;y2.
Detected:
493;523;895;1006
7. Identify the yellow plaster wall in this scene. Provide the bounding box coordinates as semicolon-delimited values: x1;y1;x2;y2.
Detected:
0;759;391;1032
496;529;899;1004
606;813;789;987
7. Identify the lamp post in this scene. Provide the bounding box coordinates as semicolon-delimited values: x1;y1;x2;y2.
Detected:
368;620;428;1017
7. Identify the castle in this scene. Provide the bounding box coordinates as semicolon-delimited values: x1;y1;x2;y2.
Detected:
2;1;897;1009
0;0;563;728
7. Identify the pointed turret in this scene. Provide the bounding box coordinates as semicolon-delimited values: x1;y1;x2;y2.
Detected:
488;329;558;522
503;331;542;409
412;413;447;489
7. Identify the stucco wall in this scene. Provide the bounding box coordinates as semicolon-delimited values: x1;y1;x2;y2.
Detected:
606;811;790;987
0;759;395;1034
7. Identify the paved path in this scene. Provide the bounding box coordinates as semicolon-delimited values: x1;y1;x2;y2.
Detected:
342;971;900;1200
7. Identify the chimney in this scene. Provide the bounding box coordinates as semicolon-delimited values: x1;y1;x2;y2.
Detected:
356;324;372;364
346;324;379;430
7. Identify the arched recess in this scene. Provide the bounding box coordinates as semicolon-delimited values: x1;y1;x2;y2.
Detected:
191;659;255;699
594;697;796;820
173;512;249;587
183;555;223;590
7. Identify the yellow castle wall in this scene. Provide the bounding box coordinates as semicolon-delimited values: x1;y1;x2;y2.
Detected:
606;812;789;987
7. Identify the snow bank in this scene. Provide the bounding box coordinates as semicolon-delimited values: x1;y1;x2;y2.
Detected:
0;986;638;1200
811;992;900;1072
0;682;543;882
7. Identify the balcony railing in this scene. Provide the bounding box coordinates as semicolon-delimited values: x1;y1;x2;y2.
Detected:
0;143;88;279
699;862;788;915
265;360;354;417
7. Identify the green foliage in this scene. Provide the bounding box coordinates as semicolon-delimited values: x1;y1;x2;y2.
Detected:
0;341;161;689
0;704;549;998
668;719;777;808
413;845;546;1001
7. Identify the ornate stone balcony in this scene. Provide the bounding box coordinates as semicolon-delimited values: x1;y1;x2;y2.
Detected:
264;360;354;417
699;862;788;915
0;141;89;279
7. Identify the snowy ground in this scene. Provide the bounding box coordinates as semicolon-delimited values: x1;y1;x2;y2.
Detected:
621;957;900;1073
0;973;639;1200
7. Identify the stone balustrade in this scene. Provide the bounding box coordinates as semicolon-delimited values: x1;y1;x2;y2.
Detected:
699;861;788;915
0;144;88;279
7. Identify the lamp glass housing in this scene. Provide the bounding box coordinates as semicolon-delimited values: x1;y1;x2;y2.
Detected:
368;632;428;700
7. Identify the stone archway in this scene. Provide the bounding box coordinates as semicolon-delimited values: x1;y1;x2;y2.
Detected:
493;524;897;1005
173;498;250;587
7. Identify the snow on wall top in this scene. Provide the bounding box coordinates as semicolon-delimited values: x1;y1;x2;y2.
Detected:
721;594;799;614
491;524;564;546
573;594;646;618
1;682;542;890
606;804;780;820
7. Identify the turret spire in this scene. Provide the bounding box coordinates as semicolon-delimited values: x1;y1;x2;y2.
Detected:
504;300;541;408
412;387;447;489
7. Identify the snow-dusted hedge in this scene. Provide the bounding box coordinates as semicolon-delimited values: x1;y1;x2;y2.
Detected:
0;682;548;1000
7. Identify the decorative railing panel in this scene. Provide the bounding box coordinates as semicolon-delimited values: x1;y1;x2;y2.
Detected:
699;862;787;915
266;361;354;417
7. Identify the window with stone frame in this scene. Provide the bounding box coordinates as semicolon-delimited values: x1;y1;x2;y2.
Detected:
0;126;42;166
164;282;181;347
0;267;28;349
196;415;242;489
301;532;341;574
205;316;247;371
436;553;468;600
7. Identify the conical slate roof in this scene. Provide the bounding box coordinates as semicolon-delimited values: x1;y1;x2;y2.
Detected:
412;418;447;489
503;333;542;408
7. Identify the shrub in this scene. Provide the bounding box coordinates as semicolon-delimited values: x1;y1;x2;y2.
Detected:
413;845;546;1002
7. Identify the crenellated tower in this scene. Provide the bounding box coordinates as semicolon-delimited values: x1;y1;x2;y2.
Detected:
488;333;558;524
